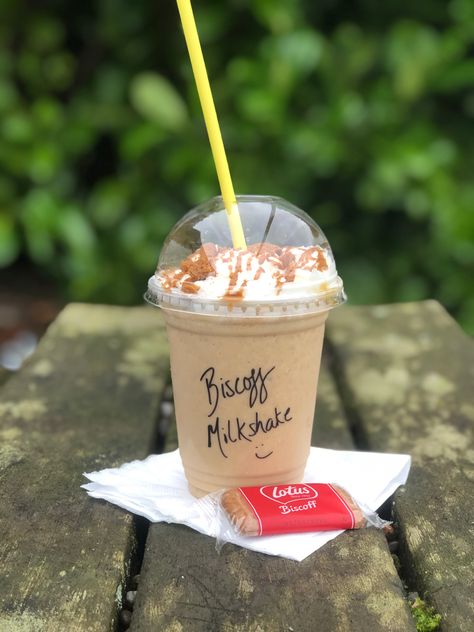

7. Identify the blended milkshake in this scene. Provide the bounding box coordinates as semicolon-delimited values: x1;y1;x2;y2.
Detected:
146;196;345;496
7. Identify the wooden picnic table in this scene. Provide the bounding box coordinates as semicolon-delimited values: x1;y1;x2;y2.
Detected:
0;300;472;631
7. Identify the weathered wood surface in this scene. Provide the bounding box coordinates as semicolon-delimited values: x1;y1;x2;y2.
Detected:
4;300;470;631
395;461;474;631
131;348;414;631
131;525;412;632
327;301;474;460
327;300;474;630
311;351;355;450
0;367;12;387
0;304;168;631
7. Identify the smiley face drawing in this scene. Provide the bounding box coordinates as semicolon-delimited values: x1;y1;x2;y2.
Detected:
255;443;273;459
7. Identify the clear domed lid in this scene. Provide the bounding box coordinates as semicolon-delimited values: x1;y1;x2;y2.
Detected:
146;195;345;316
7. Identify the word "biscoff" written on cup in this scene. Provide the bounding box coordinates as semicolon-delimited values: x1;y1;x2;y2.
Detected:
200;366;275;416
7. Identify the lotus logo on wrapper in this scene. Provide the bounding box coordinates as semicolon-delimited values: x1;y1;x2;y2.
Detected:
259;484;318;505
235;483;358;535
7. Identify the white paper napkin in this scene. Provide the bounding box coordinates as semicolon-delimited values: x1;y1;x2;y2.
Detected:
82;447;410;561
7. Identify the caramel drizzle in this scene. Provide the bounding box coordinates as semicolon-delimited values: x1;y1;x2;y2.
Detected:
297;246;328;272
160;243;329;295
224;251;245;298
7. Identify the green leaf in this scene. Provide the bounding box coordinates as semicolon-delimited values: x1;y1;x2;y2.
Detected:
411;597;441;632
252;0;302;34
264;30;324;74
0;213;19;266
43;52;75;90
88;181;129;228
26;18;64;53
387;22;441;100
21;189;59;230
0;79;18;112
120;122;166;161
433;59;474;92
57;206;96;252
130;72;188;130
32;98;64;130
20;189;59;263
29;144;61;183
238;87;282;124
1;112;34;143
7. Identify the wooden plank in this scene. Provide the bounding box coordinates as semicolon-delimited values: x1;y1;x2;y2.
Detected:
131;344;414;631
132;526;413;632
326;300;474;460
0;304;169;631
326;300;474;630
395;461;474;631
0;367;12;387
311;350;355;450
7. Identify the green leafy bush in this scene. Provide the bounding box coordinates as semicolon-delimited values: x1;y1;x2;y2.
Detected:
411;597;442;632
0;0;473;330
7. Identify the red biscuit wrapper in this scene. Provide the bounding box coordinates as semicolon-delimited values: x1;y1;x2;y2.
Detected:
221;483;370;536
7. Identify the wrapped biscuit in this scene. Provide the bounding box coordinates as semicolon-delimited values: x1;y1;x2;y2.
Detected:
220;483;387;536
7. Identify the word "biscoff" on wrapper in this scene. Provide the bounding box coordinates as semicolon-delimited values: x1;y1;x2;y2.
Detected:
221;483;371;536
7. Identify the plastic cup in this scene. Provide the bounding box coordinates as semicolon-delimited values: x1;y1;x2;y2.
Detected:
146;196;345;496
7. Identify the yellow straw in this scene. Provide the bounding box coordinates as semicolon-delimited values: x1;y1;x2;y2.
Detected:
176;0;247;250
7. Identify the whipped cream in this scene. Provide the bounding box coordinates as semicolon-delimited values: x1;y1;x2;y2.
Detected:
152;243;341;302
